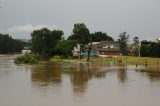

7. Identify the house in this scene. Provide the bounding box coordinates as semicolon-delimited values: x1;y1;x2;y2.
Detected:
72;44;80;58
93;41;122;56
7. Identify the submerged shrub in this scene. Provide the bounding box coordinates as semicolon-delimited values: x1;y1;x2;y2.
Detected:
50;55;62;62
14;53;43;64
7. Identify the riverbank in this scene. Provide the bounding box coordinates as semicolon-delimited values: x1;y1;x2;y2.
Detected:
53;56;160;72
13;53;160;72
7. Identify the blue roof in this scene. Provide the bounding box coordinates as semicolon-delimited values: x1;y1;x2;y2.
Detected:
80;52;97;56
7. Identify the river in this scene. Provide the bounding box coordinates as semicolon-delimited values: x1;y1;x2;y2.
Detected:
0;55;160;106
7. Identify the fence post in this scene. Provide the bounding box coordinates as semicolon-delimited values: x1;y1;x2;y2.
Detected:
125;56;127;66
145;60;147;71
157;58;159;71
136;62;138;68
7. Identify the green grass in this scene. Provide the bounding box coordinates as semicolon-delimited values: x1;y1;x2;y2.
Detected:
117;56;159;65
50;55;62;62
64;56;160;72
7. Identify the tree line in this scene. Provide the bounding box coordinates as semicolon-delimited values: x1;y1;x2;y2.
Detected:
140;41;160;58
0;33;23;54
31;23;114;59
1;23;160;58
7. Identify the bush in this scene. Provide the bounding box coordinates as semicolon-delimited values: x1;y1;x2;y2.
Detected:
50;55;62;62
14;53;43;64
140;42;160;58
54;40;77;57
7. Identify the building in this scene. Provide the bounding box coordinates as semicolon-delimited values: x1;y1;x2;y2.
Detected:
72;44;80;58
93;41;122;56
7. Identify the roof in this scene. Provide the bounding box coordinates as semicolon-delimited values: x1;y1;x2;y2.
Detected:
93;41;119;47
93;41;120;52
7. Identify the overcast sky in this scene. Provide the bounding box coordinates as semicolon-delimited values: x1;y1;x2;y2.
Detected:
0;0;160;41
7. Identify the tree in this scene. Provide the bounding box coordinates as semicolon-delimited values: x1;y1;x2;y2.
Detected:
85;43;93;61
118;32;129;55
132;37;140;56
31;28;63;58
0;33;23;53
67;23;91;45
140;41;160;58
54;40;77;57
133;37;139;45
90;31;114;42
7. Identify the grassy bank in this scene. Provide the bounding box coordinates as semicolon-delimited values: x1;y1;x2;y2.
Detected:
56;56;160;72
14;53;160;72
87;56;160;72
118;56;160;72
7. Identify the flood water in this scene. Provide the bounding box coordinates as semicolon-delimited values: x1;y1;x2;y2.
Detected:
0;55;160;106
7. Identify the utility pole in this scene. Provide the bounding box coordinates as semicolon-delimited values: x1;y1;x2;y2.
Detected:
139;40;141;57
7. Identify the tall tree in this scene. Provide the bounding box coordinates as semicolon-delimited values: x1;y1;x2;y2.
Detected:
31;28;63;58
67;23;91;45
90;31;114;42
118;32;129;55
133;37;140;45
132;37;140;56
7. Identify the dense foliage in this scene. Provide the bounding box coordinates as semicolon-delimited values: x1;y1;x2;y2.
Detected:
118;32;129;55
14;53;43;64
140;41;160;57
67;23;91;45
31;28;63;59
132;37;140;56
90;31;114;42
54;40;77;57
0;33;23;53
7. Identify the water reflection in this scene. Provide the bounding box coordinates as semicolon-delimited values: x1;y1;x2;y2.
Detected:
30;62;132;93
31;63;62;87
2;55;160;106
63;63;107;94
117;68;128;83
31;62;108;94
137;67;160;82
146;72;160;82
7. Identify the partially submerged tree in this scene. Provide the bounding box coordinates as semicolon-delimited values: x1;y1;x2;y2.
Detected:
86;43;93;61
118;32;129;55
31;28;63;58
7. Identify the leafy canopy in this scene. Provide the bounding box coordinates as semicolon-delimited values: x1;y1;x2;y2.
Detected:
54;40;78;57
90;31;114;42
31;28;63;58
118;32;129;55
68;23;91;45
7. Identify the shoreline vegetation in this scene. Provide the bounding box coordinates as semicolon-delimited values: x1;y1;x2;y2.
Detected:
14;53;160;73
14;53;44;64
1;23;160;73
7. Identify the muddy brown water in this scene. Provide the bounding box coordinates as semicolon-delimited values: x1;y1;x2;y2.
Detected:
0;55;160;106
